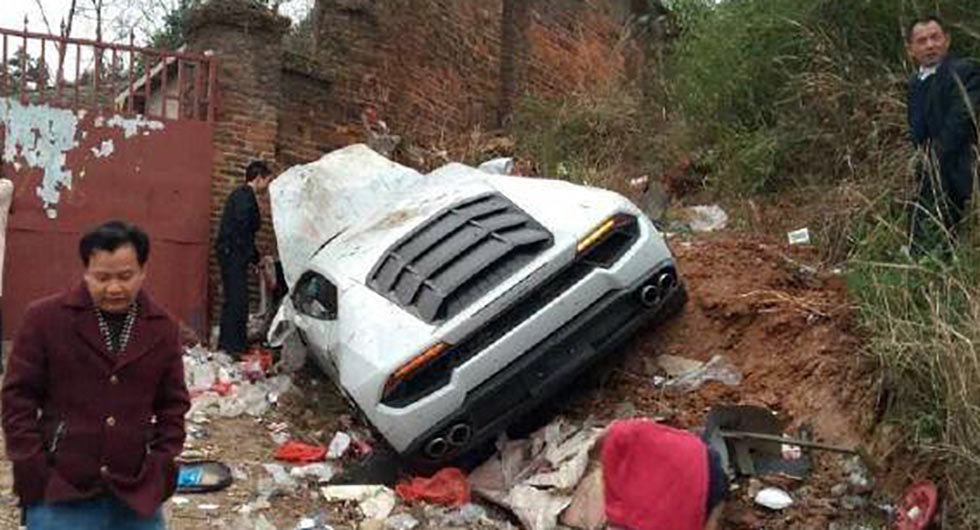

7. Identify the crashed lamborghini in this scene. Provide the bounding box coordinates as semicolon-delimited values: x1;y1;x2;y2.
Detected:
268;144;686;465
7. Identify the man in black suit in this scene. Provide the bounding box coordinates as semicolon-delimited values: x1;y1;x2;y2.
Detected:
216;160;273;357
906;16;980;254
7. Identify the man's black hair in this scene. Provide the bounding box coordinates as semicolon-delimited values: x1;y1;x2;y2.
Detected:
906;15;947;43
245;160;271;183
79;220;150;266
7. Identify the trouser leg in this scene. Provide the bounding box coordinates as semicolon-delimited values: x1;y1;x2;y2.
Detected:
218;256;250;355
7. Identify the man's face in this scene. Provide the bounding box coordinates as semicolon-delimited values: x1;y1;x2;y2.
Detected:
908;21;950;67
83;244;146;313
253;174;273;193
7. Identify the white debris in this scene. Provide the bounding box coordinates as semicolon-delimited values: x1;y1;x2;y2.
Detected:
321;485;397;520
327;432;352;459
384;513;420;530
754;487;794;510
478;157;514;175
469;418;603;530
680;205;728;232
171;496;190;506
659;354;742;392
198;504;220;511
788;227;811;245
290;463;336;483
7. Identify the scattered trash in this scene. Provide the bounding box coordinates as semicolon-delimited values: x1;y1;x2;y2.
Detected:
327;432;353;459
441;503;487;527
478;157;514;175
754;487;794;510
658;354;741;392
787;227;811;245
275;440;328;463
842;495;868;511
560;468;605;530
321;485;397;520
290;463;336;484
679;205;728;232
469;418;603;530
628;175;649;189
654;354;705;377
171;496;190;506
198;503;221;511
276;331;308;373
176;460;234;494
894;481;938;530
384;513;420;530
844;454;872;492
396;468;470;507
258;463;299;498
242;347;274;381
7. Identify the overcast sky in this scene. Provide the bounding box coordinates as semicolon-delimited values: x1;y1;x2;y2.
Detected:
1;0;311;45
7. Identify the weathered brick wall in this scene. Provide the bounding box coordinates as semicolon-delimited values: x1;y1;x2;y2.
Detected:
312;0;637;143
185;0;289;331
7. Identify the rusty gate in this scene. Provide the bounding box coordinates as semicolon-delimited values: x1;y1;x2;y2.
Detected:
1;26;217;338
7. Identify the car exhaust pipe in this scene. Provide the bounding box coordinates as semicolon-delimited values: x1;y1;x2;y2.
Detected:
657;270;676;291
424;437;450;459
640;285;661;308
447;423;473;447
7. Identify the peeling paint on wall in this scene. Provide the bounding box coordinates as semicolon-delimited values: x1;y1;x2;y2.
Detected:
100;115;165;138
91;140;115;158
1;97;79;219
1;98;167;219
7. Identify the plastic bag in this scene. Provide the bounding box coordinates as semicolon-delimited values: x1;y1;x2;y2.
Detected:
660;354;742;393
395;468;470;507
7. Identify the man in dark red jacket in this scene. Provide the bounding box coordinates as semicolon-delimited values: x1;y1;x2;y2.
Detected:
2;220;189;529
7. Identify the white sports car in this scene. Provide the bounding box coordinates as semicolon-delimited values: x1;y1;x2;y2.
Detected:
268;145;685;466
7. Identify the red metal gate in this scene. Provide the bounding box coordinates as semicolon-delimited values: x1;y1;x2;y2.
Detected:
1;26;217;338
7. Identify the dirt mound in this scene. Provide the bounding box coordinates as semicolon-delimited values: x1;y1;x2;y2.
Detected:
574;232;878;528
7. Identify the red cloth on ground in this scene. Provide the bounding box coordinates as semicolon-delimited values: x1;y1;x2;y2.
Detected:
602;420;709;530
395;467;470;507
274;441;327;463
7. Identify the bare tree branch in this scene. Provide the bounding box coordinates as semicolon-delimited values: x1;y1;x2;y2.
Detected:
33;0;54;34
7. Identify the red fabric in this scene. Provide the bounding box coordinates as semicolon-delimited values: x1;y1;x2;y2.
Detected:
274;441;327;463
602;420;709;530
395;467;470;507
1;284;190;517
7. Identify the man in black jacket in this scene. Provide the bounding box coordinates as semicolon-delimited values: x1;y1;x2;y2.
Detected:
216;160;273;356
906;16;980;254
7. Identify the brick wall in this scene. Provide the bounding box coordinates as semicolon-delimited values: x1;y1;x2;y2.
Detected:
312;0;637;143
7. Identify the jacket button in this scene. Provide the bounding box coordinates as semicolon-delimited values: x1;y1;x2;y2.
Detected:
105;416;116;427
109;375;119;385
100;465;109;475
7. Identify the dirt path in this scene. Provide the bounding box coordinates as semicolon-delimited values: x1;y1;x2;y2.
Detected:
0;231;882;529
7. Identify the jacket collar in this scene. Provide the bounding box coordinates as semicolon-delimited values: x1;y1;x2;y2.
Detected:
65;282;169;369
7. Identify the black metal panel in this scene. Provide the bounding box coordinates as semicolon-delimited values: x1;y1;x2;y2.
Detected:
367;193;554;323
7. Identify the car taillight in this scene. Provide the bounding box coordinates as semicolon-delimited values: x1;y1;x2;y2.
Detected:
576;214;638;267
383;342;452;400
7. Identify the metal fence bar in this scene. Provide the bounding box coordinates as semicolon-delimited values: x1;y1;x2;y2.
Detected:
92;44;100;111
20;27;27;103
175;58;184;119
143;52;152;118
38;38;45;104
73;42;80;111
127;32;134;114
207;59;217;122
2;34;7;96
193;61;202;121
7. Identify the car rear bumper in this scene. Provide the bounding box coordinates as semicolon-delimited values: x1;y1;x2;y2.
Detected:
401;265;687;465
